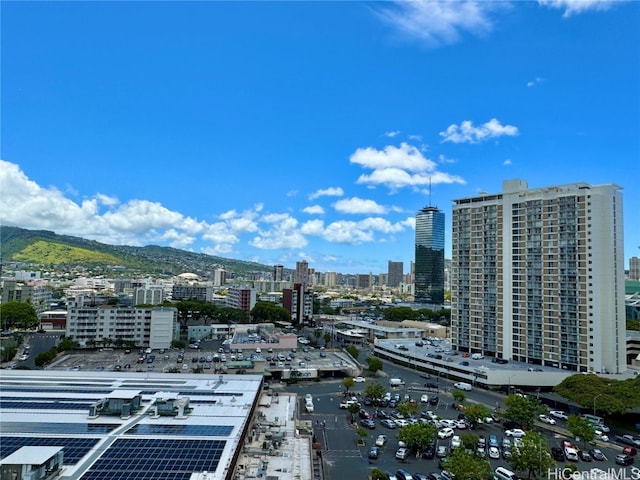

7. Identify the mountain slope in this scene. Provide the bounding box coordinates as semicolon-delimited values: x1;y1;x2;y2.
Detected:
0;226;272;276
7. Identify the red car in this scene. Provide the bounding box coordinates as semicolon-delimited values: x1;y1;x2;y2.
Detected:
623;446;637;456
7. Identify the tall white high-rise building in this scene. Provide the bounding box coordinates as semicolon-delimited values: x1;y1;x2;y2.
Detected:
451;179;625;374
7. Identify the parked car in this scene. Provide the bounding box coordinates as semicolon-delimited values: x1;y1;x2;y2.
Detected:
381;419;397;429
505;429;526;438
623;446;638;456
579;450;592;462
589;448;605;461
421;444;435;459
360;418;376;429
395;447;410;460
354;376;366;383
489;446;501;459
551;447;565;461
539;414;556;425
436;445;449;458
368;446;380;459
375;435;387;447
438;428;455;439
615;454;634;466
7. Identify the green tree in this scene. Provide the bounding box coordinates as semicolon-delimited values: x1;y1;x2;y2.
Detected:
397;401;419;419
463;403;492;424
397;422;437;451
504;394;546;429
346;345;359;360
554;374;640;414
342;377;355;394
366;356;383;374
460;433;479;450
323;332;331;347
442;447;492;480
250;301;291;323
347;402;360;422
35;348;58;367
508;431;556;479
364;382;386;403
383;307;418;322
370;468;387;480
0;301;39;330
57;338;78;352
452;389;466;404
565;414;596;448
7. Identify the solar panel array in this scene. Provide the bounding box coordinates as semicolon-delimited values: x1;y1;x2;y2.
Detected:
1;422;119;435
80;438;226;480
0;437;99;464
0;400;94;410
126;424;234;437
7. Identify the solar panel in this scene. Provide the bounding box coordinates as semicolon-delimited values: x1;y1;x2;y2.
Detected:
0;437;99;464
0;400;94;410
80;438;226;480
126;424;233;437
1;422;119;435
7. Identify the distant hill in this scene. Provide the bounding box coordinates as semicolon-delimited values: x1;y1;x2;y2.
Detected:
0;226;272;277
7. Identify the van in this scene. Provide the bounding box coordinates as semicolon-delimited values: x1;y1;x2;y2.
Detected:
453;382;472;391
471;353;484;360
581;414;604;425
389;378;405;387
494;466;518;480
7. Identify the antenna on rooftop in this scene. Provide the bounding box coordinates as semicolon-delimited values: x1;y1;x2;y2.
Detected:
429;176;432;207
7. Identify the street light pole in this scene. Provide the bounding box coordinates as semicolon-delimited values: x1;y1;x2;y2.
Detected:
593;393;604;416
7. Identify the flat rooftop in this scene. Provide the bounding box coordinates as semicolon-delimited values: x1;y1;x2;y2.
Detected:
0;370;263;480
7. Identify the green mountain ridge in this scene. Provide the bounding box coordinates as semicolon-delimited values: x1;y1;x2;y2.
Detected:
0;226;272;276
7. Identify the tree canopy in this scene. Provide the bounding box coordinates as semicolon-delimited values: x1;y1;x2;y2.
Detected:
442;447;492;480
503;394;546;429
507;431;556;479
366;356;383;374
250;301;291;324
0;301;39;330
554;374;640;415
396;422;437;451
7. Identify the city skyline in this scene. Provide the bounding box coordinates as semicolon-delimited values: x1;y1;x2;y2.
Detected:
1;1;638;275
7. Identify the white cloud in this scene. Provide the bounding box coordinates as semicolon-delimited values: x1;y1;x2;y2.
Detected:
309;187;344;200
350;142;434;172
384;130;401;137
333;197;387;215
408;134;423;141
249;214;308;250
350;143;465;190
322;217;408;245
440;118;519;144
300;219;325;235
527;76;545;87
374;1;503;47
302;205;325;215
438;154;456;164
538;0;623;17
503;159;512;166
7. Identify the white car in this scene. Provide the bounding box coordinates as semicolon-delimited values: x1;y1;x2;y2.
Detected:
438;419;456;428
505;428;526;438
394;419;410;427
539;414;556;425
451;435;461;448
420;394;429;403
489;446;501;459
375;434;387;447
455;419;468;429
353;376;366;383
438;427;455;439
550;410;568;420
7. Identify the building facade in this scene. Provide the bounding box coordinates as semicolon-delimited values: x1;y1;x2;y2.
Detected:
226;286;257;317
451;179;625;374
414;206;445;305
630;257;640;281
388;261;404;287
66;295;177;348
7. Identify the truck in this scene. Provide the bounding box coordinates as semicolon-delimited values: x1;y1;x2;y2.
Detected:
389;378;405;387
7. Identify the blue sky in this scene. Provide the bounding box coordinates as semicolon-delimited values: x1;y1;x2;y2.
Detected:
1;1;638;275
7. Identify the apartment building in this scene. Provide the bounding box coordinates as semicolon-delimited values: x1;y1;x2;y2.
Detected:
226;286;256;316
451;179;625;374
66;295;177;349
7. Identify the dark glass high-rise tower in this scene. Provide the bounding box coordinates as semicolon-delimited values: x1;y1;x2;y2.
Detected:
414;206;445;305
